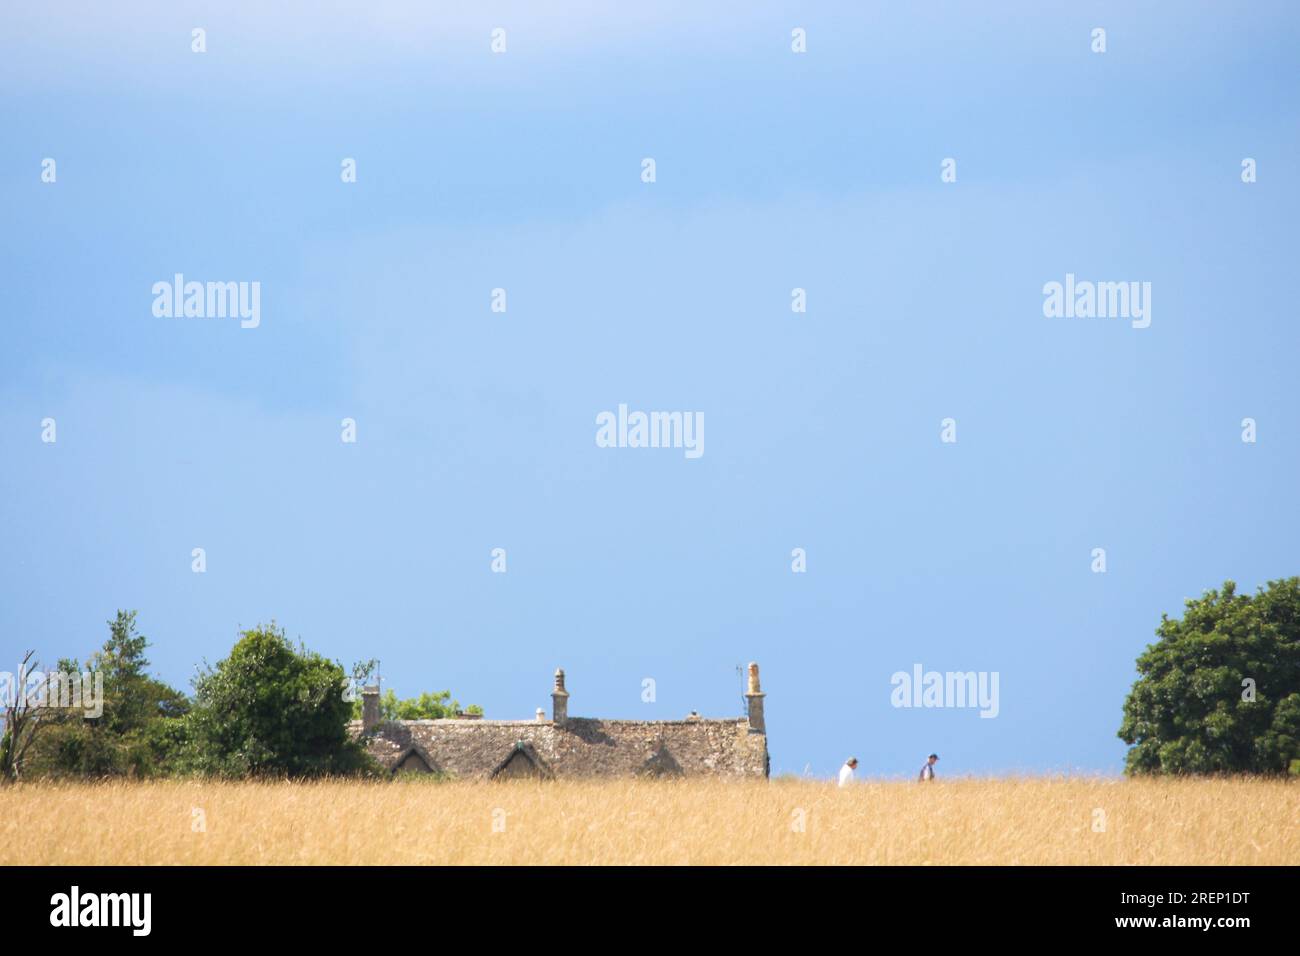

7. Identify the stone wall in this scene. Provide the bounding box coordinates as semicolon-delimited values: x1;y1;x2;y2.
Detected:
351;716;768;780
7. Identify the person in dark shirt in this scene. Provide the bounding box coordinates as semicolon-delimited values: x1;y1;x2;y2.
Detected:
918;753;939;781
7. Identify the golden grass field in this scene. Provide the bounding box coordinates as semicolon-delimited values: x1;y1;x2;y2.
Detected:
2;777;1296;866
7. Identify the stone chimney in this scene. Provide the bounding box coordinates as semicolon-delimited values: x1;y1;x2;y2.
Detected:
536;707;546;722
551;668;569;725
744;662;765;733
361;684;380;732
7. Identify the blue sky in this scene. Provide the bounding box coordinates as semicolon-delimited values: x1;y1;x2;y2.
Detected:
2;1;1298;777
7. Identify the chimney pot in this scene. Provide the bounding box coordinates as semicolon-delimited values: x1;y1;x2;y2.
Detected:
551;667;569;724
361;684;381;732
743;662;765;733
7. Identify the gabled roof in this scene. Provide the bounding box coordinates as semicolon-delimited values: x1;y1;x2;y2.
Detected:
490;740;553;780
389;742;440;775
640;745;684;778
353;714;768;779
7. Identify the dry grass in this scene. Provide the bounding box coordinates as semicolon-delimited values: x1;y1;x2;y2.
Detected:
2;776;1296;865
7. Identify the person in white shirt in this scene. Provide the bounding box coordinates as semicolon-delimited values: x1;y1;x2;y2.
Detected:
837;757;858;787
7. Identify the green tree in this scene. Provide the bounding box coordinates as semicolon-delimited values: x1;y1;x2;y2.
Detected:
346;660;482;722
183;623;371;777
374;689;481;721
1119;578;1300;775
30;611;189;778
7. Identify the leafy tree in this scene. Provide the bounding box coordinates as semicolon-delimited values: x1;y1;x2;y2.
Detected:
1119;578;1300;775
29;611;189;778
374;689;481;721
182;623;371;777
347;659;482;721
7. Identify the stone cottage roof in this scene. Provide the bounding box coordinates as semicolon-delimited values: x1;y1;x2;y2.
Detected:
350;663;769;780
